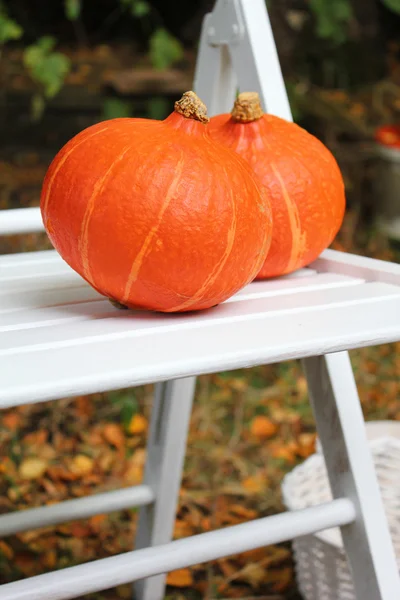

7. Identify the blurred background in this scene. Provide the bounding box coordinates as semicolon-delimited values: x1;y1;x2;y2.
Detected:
0;1;399;598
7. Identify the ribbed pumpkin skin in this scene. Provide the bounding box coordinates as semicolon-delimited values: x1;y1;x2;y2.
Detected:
40;111;272;312
209;113;345;279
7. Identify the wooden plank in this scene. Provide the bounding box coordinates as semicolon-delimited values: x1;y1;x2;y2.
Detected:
0;271;88;295
1;284;399;406
0;300;112;332
0;273;362;322
0;207;44;235
230;272;362;301
0;250;58;267
0;286;101;313
312;249;400;286
1;281;393;354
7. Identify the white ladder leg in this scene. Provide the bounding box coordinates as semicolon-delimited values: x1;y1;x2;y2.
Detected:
302;351;400;600
194;0;292;120
133;377;196;600
193;11;237;115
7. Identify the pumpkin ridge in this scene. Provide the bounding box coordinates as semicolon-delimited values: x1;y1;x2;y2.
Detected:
79;144;132;280
283;136;343;239
166;174;238;312
270;162;307;272
41;126;109;219
122;154;186;304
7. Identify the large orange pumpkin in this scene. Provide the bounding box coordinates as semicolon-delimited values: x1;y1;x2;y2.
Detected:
41;91;272;312
209;92;345;279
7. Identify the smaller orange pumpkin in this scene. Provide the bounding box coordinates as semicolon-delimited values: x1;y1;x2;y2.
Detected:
209;92;346;279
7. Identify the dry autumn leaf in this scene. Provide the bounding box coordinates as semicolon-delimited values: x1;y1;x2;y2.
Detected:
19;457;48;480
241;473;268;494
69;454;94;477
296;375;308;396
250;415;278;438
173;519;194;539
2;411;21;430
166;568;193;587
103;423;125;449
234;562;266;587
271;445;296;464
229;504;258;520
128;414;148;435
0;540;14;560
271;565;293;592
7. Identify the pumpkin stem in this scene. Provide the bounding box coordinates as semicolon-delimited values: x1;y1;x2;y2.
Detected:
231;92;264;123
174;91;209;124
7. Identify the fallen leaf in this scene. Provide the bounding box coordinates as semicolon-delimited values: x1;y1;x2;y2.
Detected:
237;547;268;564
297;432;316;457
2;411;22;430
296;375;308;396
116;585;131;599
69;454;94;477
75;396;93;419
250;416;278;438
124;463;143;485
271;445;296;464
229;505;257;520
218;558;237;578
127;414;148;435
69;522;92;538
89;514;107;533
0;540;14;560
47;464;79;482
242;473;268;493
14;551;37;575
174;519;194;539
22;429;48;446
235;562;266;587
271;565;293;592
166;568;193;587
43;549;57;569
97;450;115;473
124;447;146;481
103;423;125;449
19;457;48;480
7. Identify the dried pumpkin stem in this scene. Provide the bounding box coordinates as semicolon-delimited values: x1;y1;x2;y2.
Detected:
231;92;264;123
174;91;209;124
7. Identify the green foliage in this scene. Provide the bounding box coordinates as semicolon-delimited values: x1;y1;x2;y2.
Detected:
23;36;71;98
381;0;400;14
120;0;150;18
64;0;81;21
23;36;71;119
0;0;182;120
147;97;169;120
149;27;184;70
0;2;22;45
285;80;303;123
109;390;138;428
102;97;132;120
309;0;353;45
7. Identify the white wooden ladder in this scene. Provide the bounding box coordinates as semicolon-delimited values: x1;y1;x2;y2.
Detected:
0;1;400;600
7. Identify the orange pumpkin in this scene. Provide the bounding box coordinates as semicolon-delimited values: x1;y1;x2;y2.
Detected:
41;91;272;312
209;92;346;279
